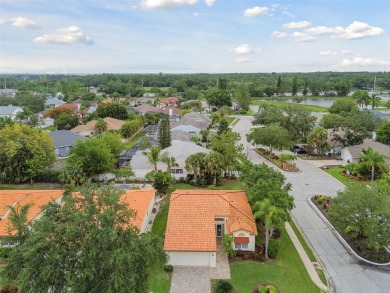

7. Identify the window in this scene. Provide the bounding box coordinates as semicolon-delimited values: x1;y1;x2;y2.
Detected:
215;218;224;221
235;243;248;250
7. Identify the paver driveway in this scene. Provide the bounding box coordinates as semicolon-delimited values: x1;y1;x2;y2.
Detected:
170;240;230;293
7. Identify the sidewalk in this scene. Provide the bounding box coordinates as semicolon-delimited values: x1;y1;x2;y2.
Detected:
285;222;329;292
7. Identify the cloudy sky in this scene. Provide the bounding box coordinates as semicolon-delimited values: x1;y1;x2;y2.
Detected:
1;0;389;73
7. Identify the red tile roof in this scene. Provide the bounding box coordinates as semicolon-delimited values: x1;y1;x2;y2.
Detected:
0;190;64;237
120;189;155;231
164;190;257;252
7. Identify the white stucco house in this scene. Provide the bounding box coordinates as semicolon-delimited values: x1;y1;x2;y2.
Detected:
340;139;390;165
164;190;257;267
0;105;23;120
131;140;211;178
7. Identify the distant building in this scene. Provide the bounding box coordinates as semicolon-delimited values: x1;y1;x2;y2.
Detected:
0;105;23;120
45;97;66;108
0;89;18;97
49;130;87;157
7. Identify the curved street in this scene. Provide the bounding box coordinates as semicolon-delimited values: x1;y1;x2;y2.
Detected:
233;115;390;293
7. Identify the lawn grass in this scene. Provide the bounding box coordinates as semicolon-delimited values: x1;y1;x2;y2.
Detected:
231;118;240;126
230;225;322;293
325;167;352;186
0;183;64;190
251;101;329;112
289;220;327;286
122;132;143;150
225;116;236;124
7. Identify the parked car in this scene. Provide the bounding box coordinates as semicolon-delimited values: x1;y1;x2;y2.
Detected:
290;144;307;154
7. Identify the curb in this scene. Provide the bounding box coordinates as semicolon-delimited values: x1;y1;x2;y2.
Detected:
285;222;328;292
308;196;390;267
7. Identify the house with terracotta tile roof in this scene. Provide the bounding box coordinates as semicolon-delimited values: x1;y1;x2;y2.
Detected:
161;96;178;107
164;190;257;267
120;189;156;233
70;117;125;137
0;190;64;238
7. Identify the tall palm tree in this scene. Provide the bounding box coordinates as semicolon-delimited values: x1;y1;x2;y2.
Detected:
359;147;388;182
352;89;370;108
160;152;176;172
253;199;286;259
369;93;381;110
143;146;162;172
185;152;205;182
205;152;224;185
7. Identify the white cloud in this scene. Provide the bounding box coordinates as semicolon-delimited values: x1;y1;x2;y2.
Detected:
141;0;197;9
340;57;390;67
332;21;385;40
236;57;250;63
305;26;334;35
320;50;351;56
0;17;7;25
292;32;315;42
34;26;94;45
271;31;288;39
10;16;40;29
204;0;215;6
283;21;311;29
282;10;295;18
244;6;269;17
231;44;261;55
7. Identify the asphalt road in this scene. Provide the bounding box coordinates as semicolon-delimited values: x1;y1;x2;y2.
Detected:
233;115;390;293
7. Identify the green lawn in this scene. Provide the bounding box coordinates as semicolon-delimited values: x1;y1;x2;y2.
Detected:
225;116;236;124
230;225;322;293
231;118;240;126
325;167;351;186
122;132;143;150
251;101;329;112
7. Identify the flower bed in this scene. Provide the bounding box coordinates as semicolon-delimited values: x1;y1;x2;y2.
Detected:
252;282;280;293
311;195;390;263
254;148;299;172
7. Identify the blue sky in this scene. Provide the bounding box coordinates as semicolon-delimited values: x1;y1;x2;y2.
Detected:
1;0;389;73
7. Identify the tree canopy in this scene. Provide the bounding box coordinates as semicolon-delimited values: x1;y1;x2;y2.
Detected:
0;124;55;183
2;184;166;292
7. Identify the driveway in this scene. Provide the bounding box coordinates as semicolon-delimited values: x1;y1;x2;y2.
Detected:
170;240;230;293
233;116;390;293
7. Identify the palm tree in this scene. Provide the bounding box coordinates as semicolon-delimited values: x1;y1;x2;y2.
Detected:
369;93;381;110
352;89;370;108
253;199;286;259
143;146;162;172
7;203;33;243
185;152;205;182
359;147;388;182
205;152;224;185
94;118;107;134
160;152;176;172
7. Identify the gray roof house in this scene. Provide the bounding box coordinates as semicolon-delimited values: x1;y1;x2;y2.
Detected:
45;98;66;108
0;105;23;120
340;139;390;165
170;112;211;131
49;130;87;157
171;130;198;142
131;140;211;178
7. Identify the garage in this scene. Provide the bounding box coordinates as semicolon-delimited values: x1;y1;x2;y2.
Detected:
167;251;215;267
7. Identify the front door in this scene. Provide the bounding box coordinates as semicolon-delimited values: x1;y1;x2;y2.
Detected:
216;224;222;237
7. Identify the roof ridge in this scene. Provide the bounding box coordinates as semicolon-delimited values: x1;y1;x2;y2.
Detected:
216;192;255;224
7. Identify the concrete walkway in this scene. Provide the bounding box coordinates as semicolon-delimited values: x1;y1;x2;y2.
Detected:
285;222;328;292
170;240;230;293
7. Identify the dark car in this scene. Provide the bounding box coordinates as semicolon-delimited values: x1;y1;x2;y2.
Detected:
290;144;307;154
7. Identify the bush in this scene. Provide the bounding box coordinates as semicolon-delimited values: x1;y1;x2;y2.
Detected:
258;284;277;293
268;239;280;259
0;285;19;293
214;280;233;293
0;247;14;260
316;195;327;204
33;169;62;183
163;264;173;272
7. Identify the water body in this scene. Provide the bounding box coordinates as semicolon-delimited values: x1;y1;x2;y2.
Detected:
263;98;335;108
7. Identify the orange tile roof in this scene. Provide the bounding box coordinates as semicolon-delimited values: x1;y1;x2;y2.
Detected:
164;190;257;252
70;117;125;133
119;189;156;231
0;190;64;237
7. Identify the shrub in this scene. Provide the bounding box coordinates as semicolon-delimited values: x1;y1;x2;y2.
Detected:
316;195;327;204
222;235;236;258
214;280;233;293
0;247;14;260
258;284;277;293
33;169;62;183
0;285;19;293
163;264;173;272
268;239;280;259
